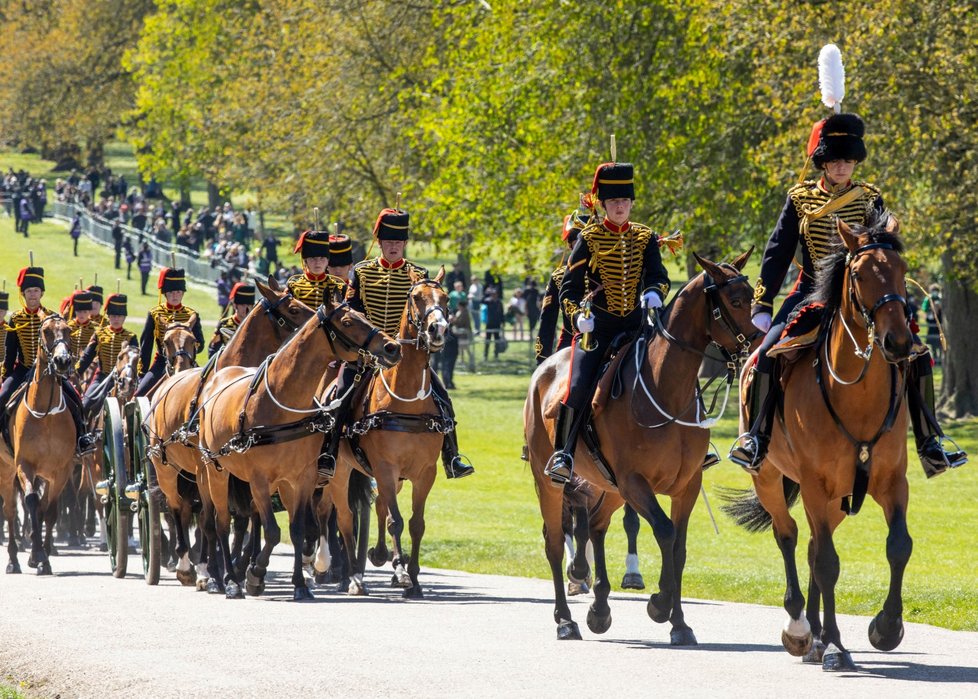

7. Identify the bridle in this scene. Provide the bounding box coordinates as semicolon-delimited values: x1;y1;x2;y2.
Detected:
316;302;382;359
163;324;199;376
115;346;141;398
260;290;303;333
403;279;448;353
825;241;911;385
38;314;73;380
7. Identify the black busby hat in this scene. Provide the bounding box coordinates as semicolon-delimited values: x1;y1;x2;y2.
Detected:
0;290;8;311
293;230;331;259
17;266;44;292
373;209;409;241
810;113;867;168
104;294;128;316
158;267;186;293
229;282;255;305
70;290;93;313
328;234;353;267
590;162;634;202
86;284;104;304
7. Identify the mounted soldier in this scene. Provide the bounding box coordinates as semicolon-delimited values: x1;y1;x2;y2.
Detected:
0;266;96;455
325;233;354;302
77;293;138;416
535;210;589;365
728;50;965;478
208;283;256;357
87;284;106;328
0;289;9;380
320;207;474;480
66;290;97;359
134;267;204;397
545;161;671;484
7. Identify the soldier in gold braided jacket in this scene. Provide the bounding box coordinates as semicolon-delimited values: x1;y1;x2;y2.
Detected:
325;208;473;480
545;163;671;485
729;113;965;477
535;211;588;365
0;266;96;455
66;290;97;359
0;290;9;380
86;284;106;328
78;293;138;415
134;267;204;397
208;283;255;357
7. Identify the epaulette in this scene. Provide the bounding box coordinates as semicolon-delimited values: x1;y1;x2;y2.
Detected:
853;180;881;198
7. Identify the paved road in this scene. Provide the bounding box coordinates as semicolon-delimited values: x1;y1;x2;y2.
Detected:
1;547;976;698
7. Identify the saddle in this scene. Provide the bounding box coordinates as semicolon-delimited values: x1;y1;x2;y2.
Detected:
766;302;825;362
543;331;633;421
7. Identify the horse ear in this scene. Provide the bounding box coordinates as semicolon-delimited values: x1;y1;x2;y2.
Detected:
837;218;859;251
731;246;754;271
885;214;900;235
692;251;721;279
266;275;281;292
435;265;446;284
256;278;272;299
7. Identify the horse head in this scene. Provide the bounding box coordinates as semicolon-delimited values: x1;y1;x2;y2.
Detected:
162;314;199;375
404;267;450;353
837;216;913;363
114;345;141;401
38;313;73;378
691;247;757;360
318;298;401;368
254;277;317;335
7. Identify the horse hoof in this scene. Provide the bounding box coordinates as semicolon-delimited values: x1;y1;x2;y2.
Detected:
586;607;612;634
567;580;590;596
176;568;197;587
402;585;424;599
37;560;52;576
48;546;59;556
245;566;265;596
868;611;904;651
196;578;208;592
391;572;412;588
293;586;315;601
781;629;814;657
348;579;367;596
98;543;108;553
647;594;671;624
166;559;178;573
621;572;646;590
206;578;224;595
367;547;387;568
27;555;37;569
6;561;21;574
314;571;329;585
557;619;582;641
670;626;698;646
803;639;826;664
225;581;244;599
822;643;857;672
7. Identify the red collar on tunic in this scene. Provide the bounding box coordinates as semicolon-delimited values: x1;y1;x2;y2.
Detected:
602;218;631;234
165;303;183;311
379;257;406;270
304;272;327;282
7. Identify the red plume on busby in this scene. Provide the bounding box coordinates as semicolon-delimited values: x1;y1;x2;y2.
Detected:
293;230;331;258
158;267;187;292
373;208;409;241
589;162;634;203
17;266;44;292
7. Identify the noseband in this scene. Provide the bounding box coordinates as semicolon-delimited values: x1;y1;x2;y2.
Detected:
404;280;448;352
702;269;757;365
260;291;303;333
317;302;382;359
38;315;73;378
846;242;911;340
163;324;199;376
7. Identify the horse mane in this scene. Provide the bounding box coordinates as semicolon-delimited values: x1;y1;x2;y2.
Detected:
806;210;904;310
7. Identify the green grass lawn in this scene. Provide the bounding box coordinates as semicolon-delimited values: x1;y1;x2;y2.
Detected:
4;164;976;634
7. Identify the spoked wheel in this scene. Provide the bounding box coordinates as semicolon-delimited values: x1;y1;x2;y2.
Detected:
102;398;128;578
127;397;160;585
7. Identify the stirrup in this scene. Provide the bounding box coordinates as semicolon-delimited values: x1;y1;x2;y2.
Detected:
941;436;968;469
702;449;721;470
728;433;763;474
444;454;474;480
316;453;336;484
76;433;97;457
544;451;574;486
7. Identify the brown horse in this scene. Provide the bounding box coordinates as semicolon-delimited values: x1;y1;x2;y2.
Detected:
329;269;451;598
0;314;78;575
197;296;400;600
146;278;313;587
723;216;913;671
524;251;755;641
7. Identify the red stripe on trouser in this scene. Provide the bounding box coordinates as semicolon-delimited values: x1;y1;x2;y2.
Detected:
562;334;578;405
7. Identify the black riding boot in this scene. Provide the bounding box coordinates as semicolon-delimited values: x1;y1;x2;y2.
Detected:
728;369;775;473
544;403;579;485
908;371;967;478
65;386;96;457
318;402;350;484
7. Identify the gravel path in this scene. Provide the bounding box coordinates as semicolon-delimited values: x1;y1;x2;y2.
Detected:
1;546;976;698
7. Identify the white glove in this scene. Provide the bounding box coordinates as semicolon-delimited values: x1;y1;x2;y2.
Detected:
576;314;595;334
641;290;663;309
752;312;772;333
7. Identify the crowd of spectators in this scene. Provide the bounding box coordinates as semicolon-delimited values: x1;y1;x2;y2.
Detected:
2;168;47;236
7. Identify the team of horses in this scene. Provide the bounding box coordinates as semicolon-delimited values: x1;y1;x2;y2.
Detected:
0;223;931;671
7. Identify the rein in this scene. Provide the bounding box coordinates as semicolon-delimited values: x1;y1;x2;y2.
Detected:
25;316;71;418
380;279;446;402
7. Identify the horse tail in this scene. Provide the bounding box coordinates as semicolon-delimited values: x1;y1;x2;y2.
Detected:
348;468;375;512
718;476;800;533
227;473;253;518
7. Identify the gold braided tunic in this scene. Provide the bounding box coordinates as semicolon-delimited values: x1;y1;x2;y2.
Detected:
78;325;138;375
208;315;241;357
68;319;97;358
0;320;7;379
287;273;330;308
138;303;204;371
3;306;52;371
347;258;427;338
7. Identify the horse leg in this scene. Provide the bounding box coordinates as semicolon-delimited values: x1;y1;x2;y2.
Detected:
807;503;852;672
621;473;676;624
402;468;436;599
584;496;620;635
868;481;912;652
621;503;644;590
22;479;49;574
208;469;242;599
540;481;579;639
565;504;591;595
663;479;701;646
246;481;279;597
4;493;20;573
803;536;825;663
230;513;250;580
172;494;197;586
367;495;391;568
384;482;411;590
287;499;315;601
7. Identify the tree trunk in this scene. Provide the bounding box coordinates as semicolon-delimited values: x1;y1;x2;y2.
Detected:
179;182;192;207
938;253;978;418
206;181;221;209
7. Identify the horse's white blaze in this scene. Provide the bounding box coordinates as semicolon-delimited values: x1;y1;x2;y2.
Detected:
784;615;811;639
625;552;641;575
176;552;192;572
313;535;330;574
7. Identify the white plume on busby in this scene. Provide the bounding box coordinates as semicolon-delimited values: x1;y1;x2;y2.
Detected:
818;44;845;114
